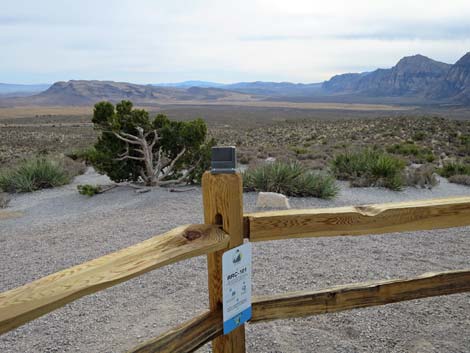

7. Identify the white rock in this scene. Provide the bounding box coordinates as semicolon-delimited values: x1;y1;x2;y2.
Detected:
265;157;276;163
256;192;290;209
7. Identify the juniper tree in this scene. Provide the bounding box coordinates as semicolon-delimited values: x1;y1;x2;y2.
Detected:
91;100;214;186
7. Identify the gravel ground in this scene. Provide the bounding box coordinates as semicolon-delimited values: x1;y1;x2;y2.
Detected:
1;169;470;353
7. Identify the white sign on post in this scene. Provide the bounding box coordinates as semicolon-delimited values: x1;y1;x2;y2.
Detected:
222;242;252;335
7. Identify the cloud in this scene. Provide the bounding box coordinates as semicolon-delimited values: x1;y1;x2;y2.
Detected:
336;22;470;41
1;0;470;83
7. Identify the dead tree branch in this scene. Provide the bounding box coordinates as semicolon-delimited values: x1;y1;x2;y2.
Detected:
112;129;196;186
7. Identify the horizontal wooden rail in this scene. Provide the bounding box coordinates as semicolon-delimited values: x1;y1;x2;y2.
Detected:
128;309;223;353
128;269;470;351
251;269;470;322
0;224;229;335
245;196;470;241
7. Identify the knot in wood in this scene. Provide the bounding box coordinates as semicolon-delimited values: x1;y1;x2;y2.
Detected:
354;205;381;217
183;229;203;241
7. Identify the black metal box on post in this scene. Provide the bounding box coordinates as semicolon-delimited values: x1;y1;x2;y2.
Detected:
211;146;237;174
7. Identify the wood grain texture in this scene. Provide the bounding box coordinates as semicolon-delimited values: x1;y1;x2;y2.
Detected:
128;309;223;353
245;196;470;241
202;172;246;353
0;224;229;335
251;269;470;322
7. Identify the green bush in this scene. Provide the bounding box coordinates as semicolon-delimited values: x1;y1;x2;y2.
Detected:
386;142;434;163
387;143;420;156
412;132;426;141
331;149;405;190
290;146;308;155
0;158;70;193
243;161;338;199
438;161;470;178
458;135;470;154
91;101;214;185
448;174;470;186
66;147;97;164
238;154;252;165
77;184;101;196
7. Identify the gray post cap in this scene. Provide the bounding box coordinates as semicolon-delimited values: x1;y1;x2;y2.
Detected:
211;146;237;174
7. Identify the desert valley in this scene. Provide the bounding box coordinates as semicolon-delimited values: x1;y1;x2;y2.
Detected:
2;2;470;352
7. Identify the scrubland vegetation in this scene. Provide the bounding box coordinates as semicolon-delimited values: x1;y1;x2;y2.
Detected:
438;161;470;186
214;115;470;190
1;110;470;195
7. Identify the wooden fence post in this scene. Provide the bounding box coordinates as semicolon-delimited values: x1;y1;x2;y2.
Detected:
202;171;246;353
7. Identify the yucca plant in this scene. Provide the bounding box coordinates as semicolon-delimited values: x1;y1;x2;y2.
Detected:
331;149;405;191
0;158;70;193
243;161;338;199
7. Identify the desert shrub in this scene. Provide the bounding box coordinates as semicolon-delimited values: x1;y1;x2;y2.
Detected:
291;146;308;155
404;165;439;189
424;154;436;163
66;147;97;164
412;132;426;141
458;135;470;155
238;154;251;165
331;149;405;190
243;161;338;199
438;161;470;178
0;158;70;193
386;143;434;163
387;143;425;155
77;184;101;196
448;174;470;186
459;135;470;145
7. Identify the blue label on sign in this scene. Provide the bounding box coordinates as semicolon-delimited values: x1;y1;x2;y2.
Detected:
223;307;252;335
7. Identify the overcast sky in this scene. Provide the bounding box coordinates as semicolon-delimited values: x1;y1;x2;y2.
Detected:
2;0;470;84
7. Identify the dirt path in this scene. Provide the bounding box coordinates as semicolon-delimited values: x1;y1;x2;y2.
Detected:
1;170;470;353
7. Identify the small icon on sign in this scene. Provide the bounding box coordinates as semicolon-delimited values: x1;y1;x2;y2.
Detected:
232;249;242;264
234;314;241;325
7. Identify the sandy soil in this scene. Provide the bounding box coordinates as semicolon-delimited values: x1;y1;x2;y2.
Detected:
0;100;412;120
1;170;470;353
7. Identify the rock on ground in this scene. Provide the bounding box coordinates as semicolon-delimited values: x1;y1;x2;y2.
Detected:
255;192;290;209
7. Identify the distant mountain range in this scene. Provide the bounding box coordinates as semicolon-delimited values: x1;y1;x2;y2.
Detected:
0;80;256;106
155;53;470;104
152;80;225;88
1;52;470;106
152;81;323;97
322;53;470;104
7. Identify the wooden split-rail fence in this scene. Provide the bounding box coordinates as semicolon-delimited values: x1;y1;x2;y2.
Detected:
1;172;470;353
